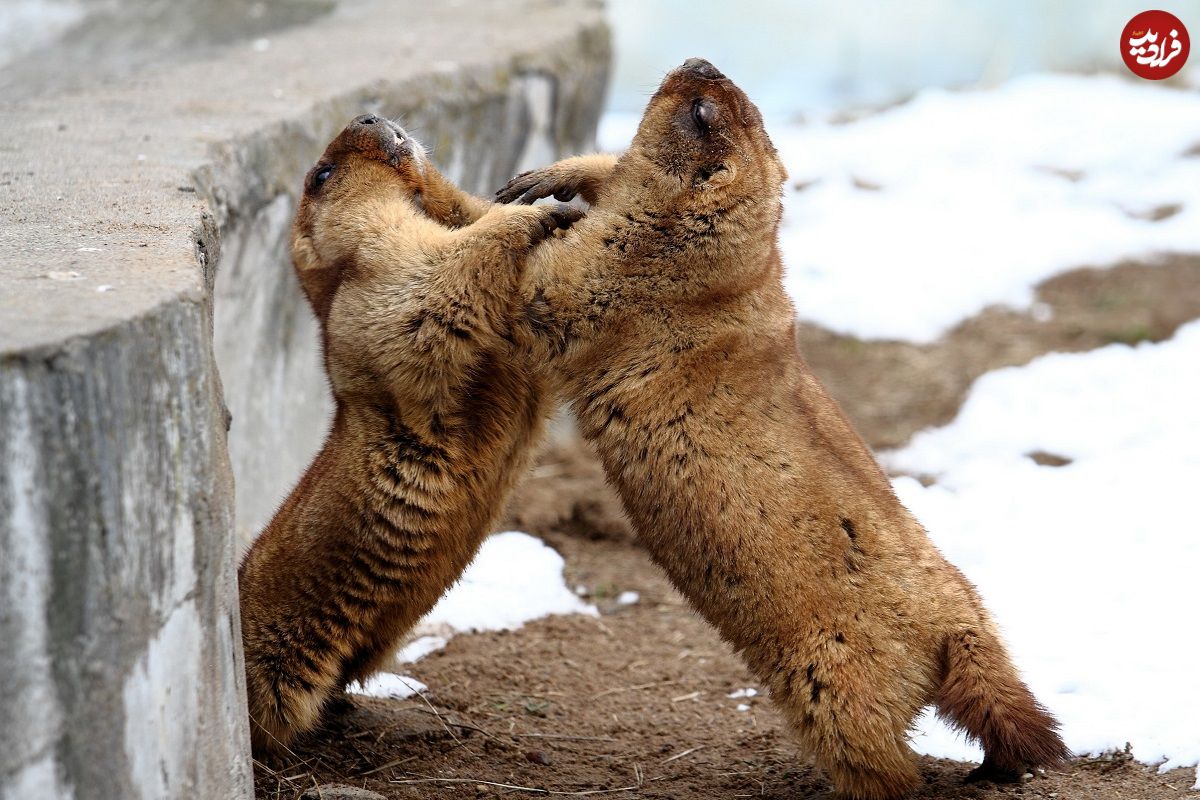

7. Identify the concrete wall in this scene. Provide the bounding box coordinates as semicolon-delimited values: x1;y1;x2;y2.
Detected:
0;1;610;797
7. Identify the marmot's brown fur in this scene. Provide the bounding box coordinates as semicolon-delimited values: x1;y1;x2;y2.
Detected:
238;115;578;754
498;59;1069;799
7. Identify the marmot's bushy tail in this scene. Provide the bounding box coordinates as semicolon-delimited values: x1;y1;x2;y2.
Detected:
936;625;1071;780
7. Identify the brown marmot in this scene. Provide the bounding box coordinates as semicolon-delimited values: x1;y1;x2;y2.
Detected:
497;59;1069;799
238;114;578;754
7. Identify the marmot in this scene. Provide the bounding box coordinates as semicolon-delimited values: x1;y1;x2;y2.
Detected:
497;59;1069;799
238;114;578;754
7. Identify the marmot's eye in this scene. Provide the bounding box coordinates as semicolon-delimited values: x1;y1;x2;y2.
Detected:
311;165;334;190
692;99;715;132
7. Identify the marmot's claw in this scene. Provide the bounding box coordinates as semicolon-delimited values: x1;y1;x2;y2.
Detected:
495;170;538;203
496;169;575;205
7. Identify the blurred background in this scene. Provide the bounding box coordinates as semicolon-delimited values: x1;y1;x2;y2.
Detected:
603;0;1200;117
6;1;1199;112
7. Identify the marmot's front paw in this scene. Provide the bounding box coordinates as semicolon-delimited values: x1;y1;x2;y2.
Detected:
496;169;580;205
538;203;584;234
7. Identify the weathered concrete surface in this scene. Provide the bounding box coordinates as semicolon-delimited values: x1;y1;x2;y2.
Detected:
0;0;610;797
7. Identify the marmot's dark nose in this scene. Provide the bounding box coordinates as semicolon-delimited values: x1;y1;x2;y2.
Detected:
680;58;725;80
353;114;380;126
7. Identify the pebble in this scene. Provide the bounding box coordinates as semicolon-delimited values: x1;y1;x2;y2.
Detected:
525;750;552;766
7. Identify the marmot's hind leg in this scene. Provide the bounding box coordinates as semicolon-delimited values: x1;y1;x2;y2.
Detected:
246;666;335;756
768;652;922;799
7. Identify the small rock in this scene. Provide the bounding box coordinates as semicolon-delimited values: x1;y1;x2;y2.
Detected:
525;749;552;766
301;785;386;800
474;785;492;795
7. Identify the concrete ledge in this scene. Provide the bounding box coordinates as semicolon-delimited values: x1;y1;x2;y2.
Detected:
0;1;610;797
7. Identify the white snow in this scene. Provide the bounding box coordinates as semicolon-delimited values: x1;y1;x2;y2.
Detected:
381;531;597;670
616;590;640;606
347;673;427;700
884;321;1200;784
395;635;447;664
600;74;1200;342
408;531;597;641
736;703;751;713
727;687;759;699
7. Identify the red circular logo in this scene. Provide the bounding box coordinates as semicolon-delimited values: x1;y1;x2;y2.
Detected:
1122;10;1190;79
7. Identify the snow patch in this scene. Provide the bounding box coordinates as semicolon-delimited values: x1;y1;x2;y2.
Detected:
389;532;597;667
395;635;448;664
616;590;640;606
347;673;427;700
777;74;1200;341
885;321;1200;779
727;688;758;699
412;531;597;637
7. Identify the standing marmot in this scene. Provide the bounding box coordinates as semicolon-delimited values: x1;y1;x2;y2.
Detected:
498;59;1069;799
238;114;578;753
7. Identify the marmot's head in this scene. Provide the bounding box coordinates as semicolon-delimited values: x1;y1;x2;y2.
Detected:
290;114;429;322
629;58;786;221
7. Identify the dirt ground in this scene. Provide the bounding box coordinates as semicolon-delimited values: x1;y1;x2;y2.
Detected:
254;259;1200;800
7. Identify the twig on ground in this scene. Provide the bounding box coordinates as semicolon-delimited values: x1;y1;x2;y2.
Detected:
661;745;706;764
405;705;508;747
512;733;617;742
390;776;639;795
355;754;419;777
591;679;676;699
398;676;462;746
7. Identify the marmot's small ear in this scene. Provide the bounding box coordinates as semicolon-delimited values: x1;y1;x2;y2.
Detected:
292;235;320;273
291;235;342;322
699;162;737;189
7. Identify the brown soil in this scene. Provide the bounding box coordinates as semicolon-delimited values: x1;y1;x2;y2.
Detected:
254;258;1200;800
254;513;1198;800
